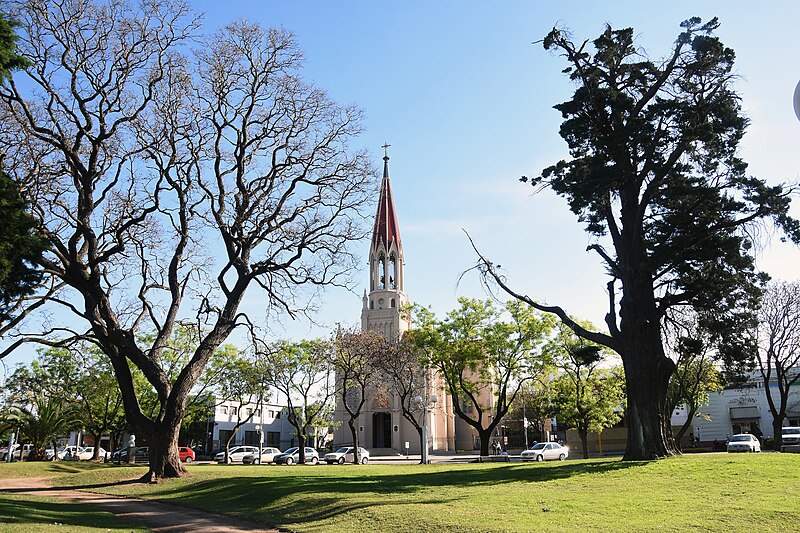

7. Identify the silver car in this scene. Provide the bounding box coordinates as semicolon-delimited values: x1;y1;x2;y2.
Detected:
727;434;761;453
520;442;569;462
242;447;282;465
324;446;370;465
214;445;260;464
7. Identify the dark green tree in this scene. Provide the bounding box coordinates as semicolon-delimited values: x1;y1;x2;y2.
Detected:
0;12;46;320
475;18;800;459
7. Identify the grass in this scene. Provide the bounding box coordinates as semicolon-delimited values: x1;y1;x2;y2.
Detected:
2;454;799;532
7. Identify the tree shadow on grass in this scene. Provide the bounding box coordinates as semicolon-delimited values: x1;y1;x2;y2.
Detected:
0;493;144;531
74;459;646;528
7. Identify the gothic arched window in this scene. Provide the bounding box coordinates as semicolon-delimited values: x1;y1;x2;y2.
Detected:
378;254;386;289
389;255;397;289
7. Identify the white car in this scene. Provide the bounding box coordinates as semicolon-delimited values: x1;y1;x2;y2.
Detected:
1;444;33;461
520;442;569;462
242;447;282;465
727;434;761;453
324;446;370;465
78;447;108;461
214;445;260;464
60;446;87;460
780;427;800;451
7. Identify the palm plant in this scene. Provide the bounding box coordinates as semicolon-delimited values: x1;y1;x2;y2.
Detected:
5;396;82;460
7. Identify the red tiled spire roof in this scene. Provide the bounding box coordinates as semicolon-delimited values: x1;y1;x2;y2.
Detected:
371;150;402;252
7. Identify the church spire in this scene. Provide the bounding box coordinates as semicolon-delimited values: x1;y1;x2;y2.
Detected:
371;143;402;253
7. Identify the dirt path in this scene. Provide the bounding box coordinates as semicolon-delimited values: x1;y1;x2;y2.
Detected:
1;477;279;532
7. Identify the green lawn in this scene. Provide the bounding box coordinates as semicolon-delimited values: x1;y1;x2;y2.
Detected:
2;454;799;532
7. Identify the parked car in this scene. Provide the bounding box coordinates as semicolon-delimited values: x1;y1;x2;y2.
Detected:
273;447;319;465
324;446;370;465
45;447;65;460
112;446;150;464
780;427;800;452
78;447;108;461
59;446;87;460
214;445;260;464
520;442;569;462
727;434;761;453
242;447;282;465
0;443;33;461
178;446;195;463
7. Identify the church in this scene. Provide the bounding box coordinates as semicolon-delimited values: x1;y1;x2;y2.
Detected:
332;148;488;454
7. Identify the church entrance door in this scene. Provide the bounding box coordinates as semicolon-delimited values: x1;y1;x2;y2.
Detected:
372;412;392;448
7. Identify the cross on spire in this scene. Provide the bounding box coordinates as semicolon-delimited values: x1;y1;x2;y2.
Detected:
382;142;391;160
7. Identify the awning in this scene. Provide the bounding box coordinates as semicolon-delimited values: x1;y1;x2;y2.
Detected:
729;406;761;421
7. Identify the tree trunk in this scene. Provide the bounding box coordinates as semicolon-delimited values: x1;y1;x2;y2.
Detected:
297;433;306;464
478;428;492;456
348;419;360;465
674;408;696;451
579;429;589;459
621;348;678;460
141;421;185;482
772;416;786;451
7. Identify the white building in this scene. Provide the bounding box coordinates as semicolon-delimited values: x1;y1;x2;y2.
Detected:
210;400;296;451
672;371;800;442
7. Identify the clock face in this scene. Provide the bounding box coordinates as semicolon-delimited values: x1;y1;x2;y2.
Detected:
794;80;800;122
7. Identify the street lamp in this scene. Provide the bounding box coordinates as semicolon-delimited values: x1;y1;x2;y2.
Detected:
414;392;438;464
255;424;263;465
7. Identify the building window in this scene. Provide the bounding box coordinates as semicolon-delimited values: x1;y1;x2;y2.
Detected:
267;431;281;448
221;406;229;415
389;255;397;289
230;406;238;416
378;254;386;289
370;300;374;310
391;298;396;308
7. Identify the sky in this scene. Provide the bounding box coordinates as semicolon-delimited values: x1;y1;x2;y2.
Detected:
3;0;800;371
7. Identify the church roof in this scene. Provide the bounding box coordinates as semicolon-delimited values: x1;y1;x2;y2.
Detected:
371;152;402;253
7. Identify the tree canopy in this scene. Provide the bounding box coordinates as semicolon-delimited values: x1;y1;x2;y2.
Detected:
476;17;800;459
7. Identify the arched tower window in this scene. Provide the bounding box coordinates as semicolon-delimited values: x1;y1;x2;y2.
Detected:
391;298;396;308
389;255;397;289
370;258;375;291
378;254;386;289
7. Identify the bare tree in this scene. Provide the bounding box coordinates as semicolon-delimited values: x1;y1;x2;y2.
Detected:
756;281;800;450
0;0;374;480
381;336;429;462
333;328;393;464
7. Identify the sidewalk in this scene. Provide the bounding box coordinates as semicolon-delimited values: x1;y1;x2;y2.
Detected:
1;477;279;532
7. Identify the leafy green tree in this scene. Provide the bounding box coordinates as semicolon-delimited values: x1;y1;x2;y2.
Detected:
262;339;335;464
476;18;800;459
407;298;555;456
506;378;557;447
550;324;625;458
209;347;270;463
663;317;724;449
4;396;82;460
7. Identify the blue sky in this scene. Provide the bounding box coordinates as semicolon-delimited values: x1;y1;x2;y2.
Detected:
3;1;800;370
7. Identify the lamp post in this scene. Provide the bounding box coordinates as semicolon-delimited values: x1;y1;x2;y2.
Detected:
255;424;263;465
414;393;438;464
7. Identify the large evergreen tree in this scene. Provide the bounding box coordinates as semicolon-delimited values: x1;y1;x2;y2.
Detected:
0;12;46;320
475;18;800;459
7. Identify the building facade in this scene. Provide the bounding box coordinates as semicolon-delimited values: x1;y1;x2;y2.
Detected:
671;370;800;443
333;149;488;454
210;400;297;451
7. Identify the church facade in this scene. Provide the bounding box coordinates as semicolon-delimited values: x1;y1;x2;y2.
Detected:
332;149;485;454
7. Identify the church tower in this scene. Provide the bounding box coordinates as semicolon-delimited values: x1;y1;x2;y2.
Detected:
361;145;411;339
